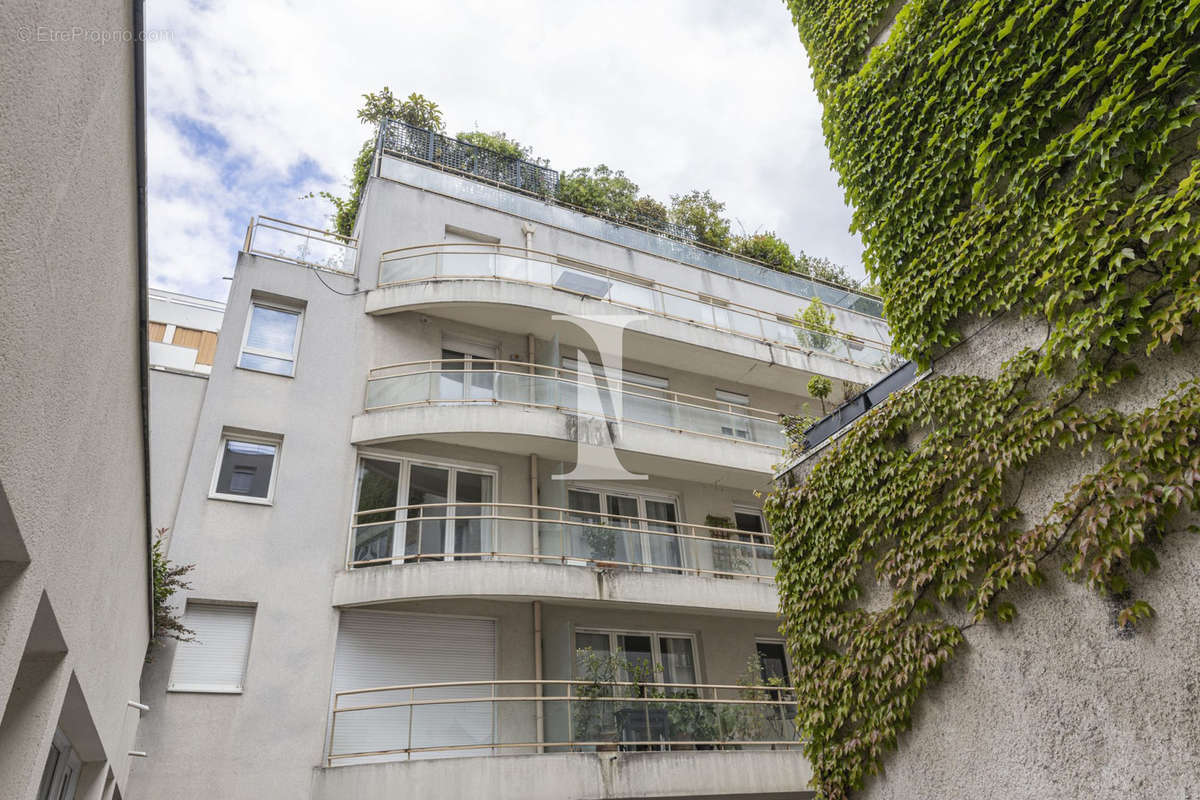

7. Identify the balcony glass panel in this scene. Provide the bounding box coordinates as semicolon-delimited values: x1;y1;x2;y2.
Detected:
364;361;786;449
441;251;494;277
376;245;894;371
329;680;801;763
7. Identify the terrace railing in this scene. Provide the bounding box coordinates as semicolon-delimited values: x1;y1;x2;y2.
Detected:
328;679;800;764
244;216;357;274
363;359;787;449
348;501;775;581
382;119;559;198
377;243;892;368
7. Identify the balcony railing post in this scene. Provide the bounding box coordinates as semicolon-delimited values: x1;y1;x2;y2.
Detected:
407;687;415;760
566;686;574;751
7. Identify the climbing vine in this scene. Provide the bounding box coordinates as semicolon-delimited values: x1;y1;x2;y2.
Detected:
768;1;1200;798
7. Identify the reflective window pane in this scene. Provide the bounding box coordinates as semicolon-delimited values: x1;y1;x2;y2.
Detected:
214;439;276;499
245;305;299;355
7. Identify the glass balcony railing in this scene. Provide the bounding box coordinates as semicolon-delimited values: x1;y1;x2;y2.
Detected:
244;215;357;274
377;244;893;369
348;502;776;581
328;679;801;764
364;359;788;449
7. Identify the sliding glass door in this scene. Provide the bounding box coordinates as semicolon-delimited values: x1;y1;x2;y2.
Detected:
351;456;495;565
564;488;683;571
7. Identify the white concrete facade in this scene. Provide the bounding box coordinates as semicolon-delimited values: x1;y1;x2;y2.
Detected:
131;150;891;798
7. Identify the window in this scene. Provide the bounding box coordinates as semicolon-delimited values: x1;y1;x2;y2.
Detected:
350;455;496;566
716;389;753;440
168;602;256;693
210;433;280;504
564;488;682;571
440;348;496;402
754;640;796;721
734;506;772;559
238;301;302;376
37;729;80;800
574;628;698;686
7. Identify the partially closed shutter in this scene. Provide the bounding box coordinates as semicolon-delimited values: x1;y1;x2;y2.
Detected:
330;611;495;762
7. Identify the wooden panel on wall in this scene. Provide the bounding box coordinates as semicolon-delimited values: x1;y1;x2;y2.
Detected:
171;327;203;349
196;331;218;366
148;322;167;342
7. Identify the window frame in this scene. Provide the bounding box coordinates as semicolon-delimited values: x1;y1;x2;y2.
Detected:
348;450;500;566
237;300;304;377
566;484;684;570
167;600;257;694
37;729;81;800
733;504;772;559
208;431;283;506
573;626;701;685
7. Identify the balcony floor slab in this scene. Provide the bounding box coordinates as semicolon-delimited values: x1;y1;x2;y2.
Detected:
311;749;813;800
332;560;779;616
350;404;779;490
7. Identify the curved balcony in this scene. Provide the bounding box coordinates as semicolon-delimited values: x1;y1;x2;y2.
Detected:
363;359;786;447
328;679;801;765
335;501;780;613
354;359;787;485
370;243;894;381
347;502;773;580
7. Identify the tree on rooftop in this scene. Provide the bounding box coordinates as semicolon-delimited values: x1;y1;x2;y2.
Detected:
669;190;731;250
358;87;444;131
455;130;534;162
795;252;859;289
557;164;640;220
732;231;798;272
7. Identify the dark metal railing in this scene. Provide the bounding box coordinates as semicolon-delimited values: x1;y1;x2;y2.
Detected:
378;119;702;243
381;119;559;197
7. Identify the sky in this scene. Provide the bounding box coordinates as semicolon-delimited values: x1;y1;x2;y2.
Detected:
145;0;863;301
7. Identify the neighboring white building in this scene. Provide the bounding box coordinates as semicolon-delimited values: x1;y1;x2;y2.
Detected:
146;290;226;533
147;289;225;377
132;124;893;799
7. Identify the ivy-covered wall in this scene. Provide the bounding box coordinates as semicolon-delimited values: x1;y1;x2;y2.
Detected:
767;2;1200;798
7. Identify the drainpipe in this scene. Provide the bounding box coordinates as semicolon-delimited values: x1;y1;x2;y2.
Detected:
530;452;539;556
133;0;155;640
534;600;544;753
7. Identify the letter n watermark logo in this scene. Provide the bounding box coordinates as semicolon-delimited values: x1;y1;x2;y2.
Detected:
551;313;647;481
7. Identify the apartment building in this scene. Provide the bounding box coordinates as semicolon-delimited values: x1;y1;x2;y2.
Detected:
1;2;152;799
132;123;892;799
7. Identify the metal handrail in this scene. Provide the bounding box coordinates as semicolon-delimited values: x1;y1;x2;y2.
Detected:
351;502;770;543
366;358;785;423
347;501;774;580
377;242;891;359
244;215;358;274
327;678;801;764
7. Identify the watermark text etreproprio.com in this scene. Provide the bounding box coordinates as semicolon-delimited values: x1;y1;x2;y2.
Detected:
16;26;173;44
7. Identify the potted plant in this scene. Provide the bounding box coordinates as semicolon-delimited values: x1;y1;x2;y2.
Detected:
573;648;619;748
612;658;668;750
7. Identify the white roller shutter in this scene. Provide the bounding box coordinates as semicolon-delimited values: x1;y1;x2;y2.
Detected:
330;611;496;763
168;603;256;692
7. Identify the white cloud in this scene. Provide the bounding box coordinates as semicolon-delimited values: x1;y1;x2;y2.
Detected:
145;0;862;300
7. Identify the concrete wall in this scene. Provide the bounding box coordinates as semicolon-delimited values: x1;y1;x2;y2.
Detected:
845;315;1200;800
148;369;208;532
0;0;150;796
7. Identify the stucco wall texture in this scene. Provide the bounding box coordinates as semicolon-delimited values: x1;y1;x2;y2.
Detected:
0;0;150;797
853;313;1200;800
